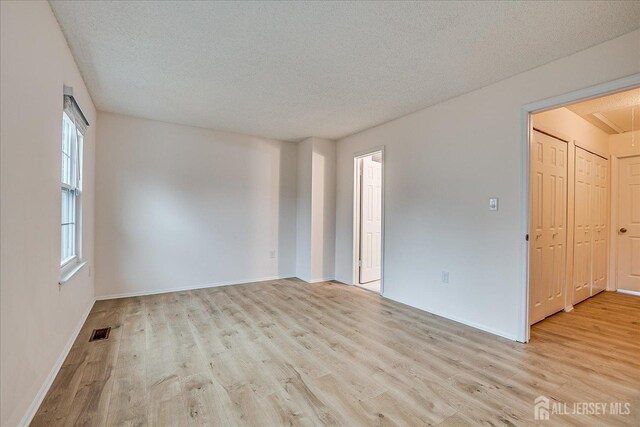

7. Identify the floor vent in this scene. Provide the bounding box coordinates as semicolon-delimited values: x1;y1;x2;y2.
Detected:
89;327;111;342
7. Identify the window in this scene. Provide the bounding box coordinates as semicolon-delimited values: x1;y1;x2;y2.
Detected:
60;97;85;271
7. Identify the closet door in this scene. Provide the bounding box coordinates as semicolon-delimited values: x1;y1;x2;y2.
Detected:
573;148;593;304
574;147;608;303
530;131;568;325
591;155;608;295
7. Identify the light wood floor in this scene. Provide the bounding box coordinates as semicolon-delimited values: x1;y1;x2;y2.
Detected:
32;279;639;426
355;280;380;293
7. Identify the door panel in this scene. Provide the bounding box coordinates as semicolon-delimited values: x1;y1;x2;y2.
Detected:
360;156;382;284
617;155;640;292
530;143;544;321
573;148;593;304
574;148;609;302
591;155;608;295
530;131;567;325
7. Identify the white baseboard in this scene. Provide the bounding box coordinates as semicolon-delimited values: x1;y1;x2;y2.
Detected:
383;293;519;342
19;300;95;427
309;277;335;283
95;275;289;300
309;280;517;340
617;289;640;297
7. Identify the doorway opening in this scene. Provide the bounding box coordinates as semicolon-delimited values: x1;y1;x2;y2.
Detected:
526;83;640;337
353;149;384;294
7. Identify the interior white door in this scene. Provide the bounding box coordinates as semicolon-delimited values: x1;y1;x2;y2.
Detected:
574;148;609;303
530;131;568;325
573;148;593;304
617;155;640;293
591;154;608;295
360;156;382;284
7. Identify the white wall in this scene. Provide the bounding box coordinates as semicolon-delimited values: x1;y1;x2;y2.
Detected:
334;30;640;341
534;107;610;157
95;112;298;297
609;130;640;157
296;139;313;282
295;137;337;282
0;2;97;426
310;138;337;281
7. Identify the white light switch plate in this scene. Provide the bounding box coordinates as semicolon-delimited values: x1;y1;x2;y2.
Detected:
489;197;498;211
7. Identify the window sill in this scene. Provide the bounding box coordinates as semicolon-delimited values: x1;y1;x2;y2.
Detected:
59;261;86;285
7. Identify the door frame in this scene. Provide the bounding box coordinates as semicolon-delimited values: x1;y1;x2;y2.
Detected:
352;147;385;294
520;74;640;343
610;153;640;294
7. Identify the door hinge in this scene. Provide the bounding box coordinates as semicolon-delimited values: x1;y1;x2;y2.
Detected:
525;234;529;241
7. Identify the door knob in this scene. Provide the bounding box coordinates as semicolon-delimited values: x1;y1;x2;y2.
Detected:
619;228;627;233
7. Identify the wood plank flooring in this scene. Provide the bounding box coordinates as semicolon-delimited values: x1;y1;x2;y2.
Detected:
32;279;640;426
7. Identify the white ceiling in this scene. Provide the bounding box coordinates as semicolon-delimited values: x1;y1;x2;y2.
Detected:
49;1;640;141
568;88;640;134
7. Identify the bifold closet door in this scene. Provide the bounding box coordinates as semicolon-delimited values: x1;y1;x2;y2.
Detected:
530;130;567;325
573;148;593;304
573;147;608;305
591;155;608;295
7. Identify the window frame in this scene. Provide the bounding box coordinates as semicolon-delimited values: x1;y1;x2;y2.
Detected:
60;108;84;276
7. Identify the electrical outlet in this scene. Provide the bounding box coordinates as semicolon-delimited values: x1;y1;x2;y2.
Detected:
441;271;449;284
270;250;276;259
489;197;498;211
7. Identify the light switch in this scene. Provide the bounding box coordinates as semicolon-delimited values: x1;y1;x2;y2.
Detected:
489;197;498;211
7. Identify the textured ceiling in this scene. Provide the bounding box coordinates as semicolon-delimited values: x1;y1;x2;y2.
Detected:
49;1;640;141
600;106;640;133
567;89;640;117
568;88;640;134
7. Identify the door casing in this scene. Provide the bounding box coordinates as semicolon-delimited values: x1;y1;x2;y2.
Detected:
520;74;640;343
352;148;385;294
